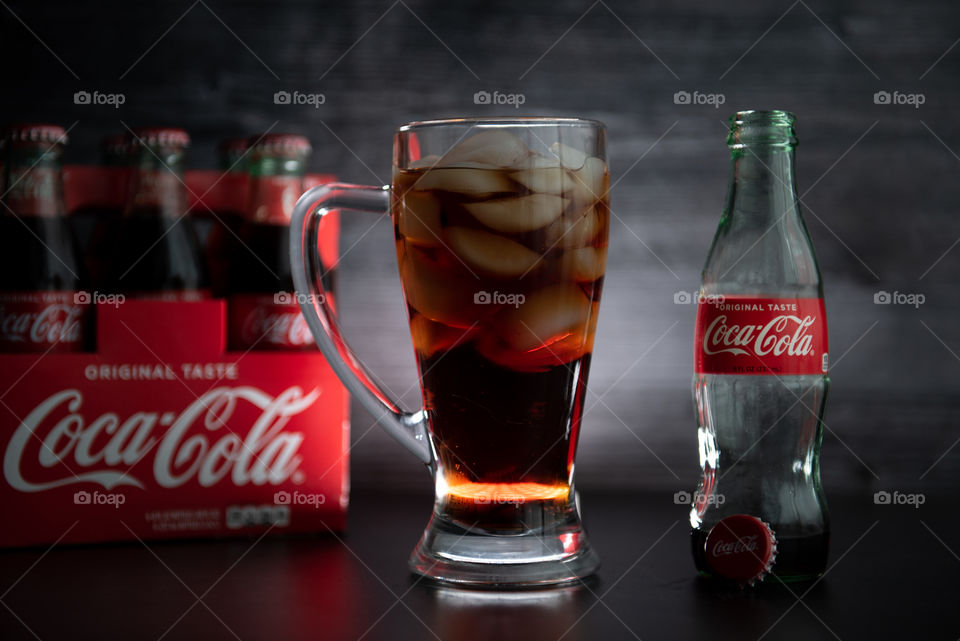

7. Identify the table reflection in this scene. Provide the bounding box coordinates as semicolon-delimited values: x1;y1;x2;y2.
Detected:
425;583;592;641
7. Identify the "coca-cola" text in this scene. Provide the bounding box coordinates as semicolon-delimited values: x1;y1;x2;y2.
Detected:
0;296;86;349
3;385;321;492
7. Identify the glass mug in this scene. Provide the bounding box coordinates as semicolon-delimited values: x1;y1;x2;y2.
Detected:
290;118;609;586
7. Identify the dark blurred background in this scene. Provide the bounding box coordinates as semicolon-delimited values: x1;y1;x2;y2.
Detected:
2;0;958;498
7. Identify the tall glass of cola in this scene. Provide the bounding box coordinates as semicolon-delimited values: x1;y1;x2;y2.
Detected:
290;118;608;586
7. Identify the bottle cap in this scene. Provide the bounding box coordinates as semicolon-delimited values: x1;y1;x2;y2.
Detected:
250;133;311;156
5;123;68;145
130;127;190;148
704;514;777;586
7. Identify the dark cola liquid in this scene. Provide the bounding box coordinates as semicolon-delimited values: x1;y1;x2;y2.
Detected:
0;215;92;351
225;221;336;350
228;221;291;293
421;346;591;528
105;208;208;295
393;159;608;529
227;221;336;301
0;215;83;290
691;528;829;583
206;210;243;297
77;205;123;290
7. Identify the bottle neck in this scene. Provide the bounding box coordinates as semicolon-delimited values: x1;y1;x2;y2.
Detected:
724;144;799;226
124;148;186;219
2;146;66;218
245;157;305;225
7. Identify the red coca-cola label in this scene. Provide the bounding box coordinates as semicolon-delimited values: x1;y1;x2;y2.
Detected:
694;296;828;375
248;176;302;225
0;291;89;352
229;294;315;350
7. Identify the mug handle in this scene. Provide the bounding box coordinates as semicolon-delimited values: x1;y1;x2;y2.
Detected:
289;183;432;466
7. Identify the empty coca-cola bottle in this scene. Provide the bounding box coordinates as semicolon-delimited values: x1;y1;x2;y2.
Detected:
0;124;90;352
690;110;830;585
227;134;313;350
107;127;208;299
206;136;250;297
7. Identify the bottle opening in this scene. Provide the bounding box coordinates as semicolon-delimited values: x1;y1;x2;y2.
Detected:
727;110;797;149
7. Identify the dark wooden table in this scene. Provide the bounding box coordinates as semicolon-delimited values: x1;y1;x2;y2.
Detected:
1;490;954;641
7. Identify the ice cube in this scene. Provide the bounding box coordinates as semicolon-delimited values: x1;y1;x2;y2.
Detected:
510;166;568;195
477;291;597;372
413;167;515;195
475;336;572;373
496;283;592;352
527;155;562;169
400;247;483;328
546;206;602;248
569;156;608;205
463;193;568;233
566;246;607;282
397;190;443;246
409;313;476;357
548;142;588;170
408;154;442;170
441;130;530;168
445;226;543;277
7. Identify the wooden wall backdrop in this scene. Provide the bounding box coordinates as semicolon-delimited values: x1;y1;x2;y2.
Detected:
2;0;959;496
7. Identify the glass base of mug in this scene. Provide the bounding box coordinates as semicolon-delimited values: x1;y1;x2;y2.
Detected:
408;505;600;587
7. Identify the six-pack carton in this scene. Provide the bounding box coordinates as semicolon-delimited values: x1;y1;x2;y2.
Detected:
0;167;349;547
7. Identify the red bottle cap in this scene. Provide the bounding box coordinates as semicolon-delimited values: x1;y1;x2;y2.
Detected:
5;123;68;145
130;127;190;148
250;133;311;156
704;514;777;586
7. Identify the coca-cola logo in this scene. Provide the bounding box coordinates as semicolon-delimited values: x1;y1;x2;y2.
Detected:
702;314;816;358
0;303;84;345
711;534;759;557
3;385;321;492
240;305;313;347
